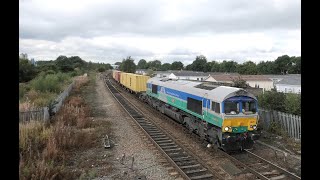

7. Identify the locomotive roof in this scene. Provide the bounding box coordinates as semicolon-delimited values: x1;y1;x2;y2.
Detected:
148;77;257;102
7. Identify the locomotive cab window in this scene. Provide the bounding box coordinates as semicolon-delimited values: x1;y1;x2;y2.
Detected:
224;101;239;115
242;101;256;114
211;102;220;114
152;84;158;94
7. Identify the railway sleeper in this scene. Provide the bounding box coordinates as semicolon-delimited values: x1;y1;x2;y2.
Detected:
184;168;208;175
189;173;214;180
163;148;182;152
176;160;197;166
180;164;201;170
161;145;179;149
260;170;281;176
268;175;286;180
157;139;173;143
157;142;175;146
150;134;167;138
171;156;191;161
167;152;187;157
154;137;170;141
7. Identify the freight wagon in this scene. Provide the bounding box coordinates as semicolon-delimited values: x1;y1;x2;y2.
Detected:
119;72;150;93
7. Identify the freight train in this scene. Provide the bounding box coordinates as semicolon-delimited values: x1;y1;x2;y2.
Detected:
111;70;260;152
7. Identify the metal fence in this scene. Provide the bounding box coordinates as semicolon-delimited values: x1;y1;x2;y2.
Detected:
19;81;75;123
258;108;301;140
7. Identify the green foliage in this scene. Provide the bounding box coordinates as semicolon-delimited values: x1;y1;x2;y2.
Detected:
171;61;184;70
274;55;291;74
284;93;301;115
19;83;30;100
147;60;162;70
185;64;192;70
231;76;248;88
55;55;87;72
161;63;171;71
190;55;207;72
30;73;71;93
119;56;136;73
97;67;105;72
257;89;286;112
237;61;258;75
256;61;277;74
137;59;147;69
219;60;238;72
19;58;38;82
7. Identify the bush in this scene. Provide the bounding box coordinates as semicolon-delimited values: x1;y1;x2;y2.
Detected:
19;83;30;100
257;89;286;112
97;67;105;72
285;93;301;116
30;73;71;93
258;89;301;115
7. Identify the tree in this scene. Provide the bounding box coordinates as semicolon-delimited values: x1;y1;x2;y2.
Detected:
219;60;238;72
148;60;162;70
97;67;106;72
231;76;248;88
237;61;258;75
137;59;147;69
211;61;220;72
19;58;37;82
257;61;277;74
284;93;301;115
119;56;136;73
171;61;184;70
185;64;193;70
274;55;292;74
161;63;171;71
257;89;286;112
288;56;301;74
191;55;207;72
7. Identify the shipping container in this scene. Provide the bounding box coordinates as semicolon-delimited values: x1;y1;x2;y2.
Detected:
112;70;121;82
120;73;150;93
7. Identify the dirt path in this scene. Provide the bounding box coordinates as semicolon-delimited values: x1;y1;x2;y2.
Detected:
76;74;175;180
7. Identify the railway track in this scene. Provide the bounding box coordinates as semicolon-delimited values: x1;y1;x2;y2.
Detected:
104;77;222;180
223;150;301;180
105;74;301;180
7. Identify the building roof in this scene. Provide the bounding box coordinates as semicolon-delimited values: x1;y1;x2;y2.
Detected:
136;69;147;71
275;75;301;85
209;74;272;82
154;70;240;77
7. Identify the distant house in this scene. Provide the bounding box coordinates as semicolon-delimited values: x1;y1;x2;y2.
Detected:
30;58;37;66
135;69;147;75
111;64;119;69
155;70;211;81
268;74;301;94
206;74;274;91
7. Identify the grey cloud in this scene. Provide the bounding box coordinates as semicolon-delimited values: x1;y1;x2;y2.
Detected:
19;0;300;41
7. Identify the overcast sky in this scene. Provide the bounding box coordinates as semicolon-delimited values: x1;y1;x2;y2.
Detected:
19;0;301;65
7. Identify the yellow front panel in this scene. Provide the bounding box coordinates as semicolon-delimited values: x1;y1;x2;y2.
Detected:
222;117;257;132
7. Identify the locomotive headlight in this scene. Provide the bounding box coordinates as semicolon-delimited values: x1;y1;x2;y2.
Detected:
224;127;229;131
253;125;257;130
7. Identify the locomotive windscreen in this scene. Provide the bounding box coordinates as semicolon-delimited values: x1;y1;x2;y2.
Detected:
187;97;202;115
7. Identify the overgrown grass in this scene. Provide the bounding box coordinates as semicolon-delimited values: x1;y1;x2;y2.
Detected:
19;75;94;179
19;72;73;108
30;72;72;93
